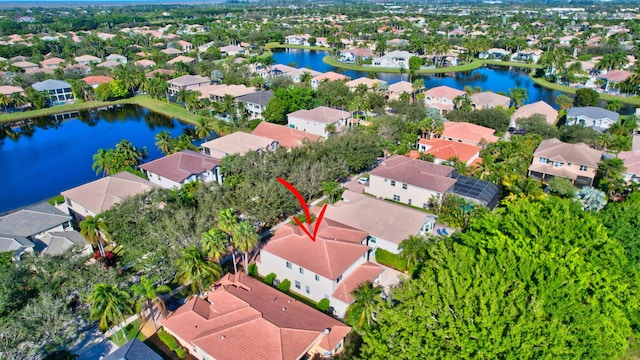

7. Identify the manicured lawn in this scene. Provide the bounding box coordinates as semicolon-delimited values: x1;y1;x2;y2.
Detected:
264;42;331;52
0;95;200;125
109;318;145;347
375;249;408;273
530;76;640;106
46;195;65;206
481;59;543;69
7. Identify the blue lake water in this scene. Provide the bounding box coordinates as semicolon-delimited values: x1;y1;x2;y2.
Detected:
273;49;637;114
0;105;197;214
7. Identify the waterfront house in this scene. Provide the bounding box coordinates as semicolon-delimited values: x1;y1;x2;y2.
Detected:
528;138;602;187
74;55;101;66
161;272;351;359
140;150;222;188
287;106;351;138
251;121;322;148
417;138;482;166
310;72;350;91
236;90;274;119
345;77;386;93
511;100;559;126
0;85;24;96
372;50;414;69
387;81;414;101
0;203;90;259
258;220;383;318
479;48;510;60
339;48;376;62
320;190;436;254
81;75;114;89
12;60;40;73
470;91;511;110
219;45;245;57
511;49;542;63
566;106;619;132
32;79;74;106
423;86;465;115
440;121;499;146
196;84;255;102
200;132;278;160
285;34;312;46
167;74;211;95
40;57;65;69
61;171;159;221
597;70;632;92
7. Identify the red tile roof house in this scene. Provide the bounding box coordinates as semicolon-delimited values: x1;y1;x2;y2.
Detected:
619;148;640;184
40;57;65;69
12;60;40;73
470;91;511;110
81;75;114;89
161;273;351;360
387;81;414;101
345;77;387;92
310;72;351;91
423;86;465;116
139;150;222;189
287;106;351;139
257;219;384;318
511;100;559;126
367;155;457;208
440;121;499;146
417;138;482;166
319;189;437;254
251;122;322;148
527;138;603;187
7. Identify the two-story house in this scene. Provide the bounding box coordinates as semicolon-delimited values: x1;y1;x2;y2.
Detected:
310;72;350;91
417;138;482;166
440;121;499;146
528;138;603;187
287;106;351;138
74;55;101;66
31;79;74;106
423;86;465;115
372;50;414;69
139;150;222;188
511;100;559;126
236;90;274;119
161;273;351;360
251;122;321;149
566;107;619;132
258;220;383;318
470;91;511;110
344;77;386;93
166;75;211;95
200;132;278;160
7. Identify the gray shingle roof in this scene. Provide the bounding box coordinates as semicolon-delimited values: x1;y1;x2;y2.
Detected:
104;339;162;360
567;106;619;121
0;203;71;238
236;90;274;106
32;79;72;91
0;234;34;253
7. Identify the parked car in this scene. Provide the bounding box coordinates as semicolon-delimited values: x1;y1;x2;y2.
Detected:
358;177;369;184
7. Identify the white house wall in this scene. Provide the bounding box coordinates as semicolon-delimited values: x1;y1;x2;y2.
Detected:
368;174;442;209
288;116;334;138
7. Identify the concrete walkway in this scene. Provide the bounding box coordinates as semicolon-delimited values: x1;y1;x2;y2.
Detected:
70;326;117;360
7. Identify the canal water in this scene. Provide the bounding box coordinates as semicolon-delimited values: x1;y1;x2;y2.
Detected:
0;105;199;213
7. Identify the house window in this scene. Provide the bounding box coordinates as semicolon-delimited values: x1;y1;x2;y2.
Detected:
286;261;292;269
579;165;588;171
384;178;388;182
299;267;304;274
390;180;396;186
393;195;400;201
336;275;343;283
423;203;428;209
553;161;563;168
539;157;548;164
315;274;320;282
402;183;408;189
305;285;310;294
295;281;301;289
408;199;412;205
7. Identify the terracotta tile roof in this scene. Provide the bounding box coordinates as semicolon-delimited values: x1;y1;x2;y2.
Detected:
470;91;511;108
197;84;255;99
418;138;481;163
598;70;632;83
139;150;220;183
61;172;158;215
533;138;602;168
201;132;276;159
145;69;175;79
167;56;195;65
288;106;350;124
161;47;183;55
251;122;321;148
312;71;350;82
369;155;457;193
161;273;350;360
81;75;114;86
40;57;65;66
167;74;209;87
0;85;24;95
12;61;39;68
442;121;499;144
262;222;369;279
511;101;559;125
424;85;465;100
74;55;101;62
388;81;413;93
331;262;383;303
345;77;386;90
619;150;640;177
134;59;156;67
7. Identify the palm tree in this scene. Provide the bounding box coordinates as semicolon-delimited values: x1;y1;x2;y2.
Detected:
412;78;424;102
88;283;133;339
454;95;472;112
80;215;109;258
130;277;171;332
349;281;383;328
299;71;313;86
201;228;228;263
321;181;344;204
399;235;427;270
325;123;337;135
598;133;615;152
606;100;623;113
555;94;573;111
218;208;238;235
232;221;259;274
115;139;147;168
508;87;528;108
174;246;222;295
0;94;10;113
194;116;215;140
155;130;173;154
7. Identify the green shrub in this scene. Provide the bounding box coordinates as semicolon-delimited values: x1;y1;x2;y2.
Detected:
248;263;258;277
277;279;291;292
264;273;276;285
317;298;331;312
158;329;179;351
175;347;187;359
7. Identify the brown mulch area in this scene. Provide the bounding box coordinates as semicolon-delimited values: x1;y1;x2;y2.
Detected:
144;333;197;360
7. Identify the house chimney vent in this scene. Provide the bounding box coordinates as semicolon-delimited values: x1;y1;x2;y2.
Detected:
323;328;331;335
282;307;287;311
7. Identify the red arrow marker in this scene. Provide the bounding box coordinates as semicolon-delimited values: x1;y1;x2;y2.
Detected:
277;177;327;242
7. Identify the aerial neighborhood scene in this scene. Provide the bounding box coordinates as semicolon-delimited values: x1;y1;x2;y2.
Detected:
2;0;640;359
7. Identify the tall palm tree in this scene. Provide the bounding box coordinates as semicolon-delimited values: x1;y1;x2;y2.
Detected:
115;139;147;168
130;277;171;332
350;281;383;328
218;208;238;235
232;221;259;274
201;228;228;263
80;215;109;258
174;246;222;295
88;283;133;339
194;116;215;140
0;94;10;113
299;71;313;86
399;234;427;270
154;130;173;154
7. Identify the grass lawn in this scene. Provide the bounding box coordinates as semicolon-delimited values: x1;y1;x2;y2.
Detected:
375;249;408;273
530;76;640;106
481;59;543;69
264;42;331;52
46;195;65;206
109;318;145;347
0;95;200;125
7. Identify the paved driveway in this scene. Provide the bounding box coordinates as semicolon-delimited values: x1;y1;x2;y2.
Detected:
71;326;117;360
